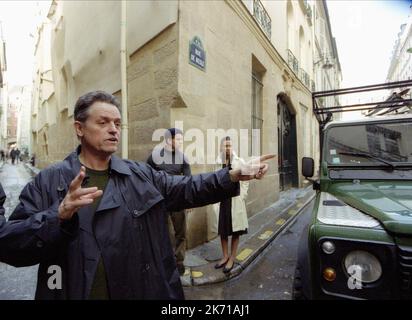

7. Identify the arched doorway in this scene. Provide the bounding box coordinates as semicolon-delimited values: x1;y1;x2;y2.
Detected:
277;94;298;191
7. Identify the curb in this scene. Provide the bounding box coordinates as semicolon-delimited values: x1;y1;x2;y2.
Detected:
185;189;316;286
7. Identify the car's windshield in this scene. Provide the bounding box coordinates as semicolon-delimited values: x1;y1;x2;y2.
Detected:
324;120;412;166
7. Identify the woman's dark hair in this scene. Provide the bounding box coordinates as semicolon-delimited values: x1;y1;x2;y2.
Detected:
74;90;120;122
220;136;231;147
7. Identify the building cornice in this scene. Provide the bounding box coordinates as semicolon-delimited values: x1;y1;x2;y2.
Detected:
225;0;311;95
387;21;412;80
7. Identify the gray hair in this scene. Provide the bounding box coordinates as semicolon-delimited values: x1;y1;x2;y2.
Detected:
74;90;120;122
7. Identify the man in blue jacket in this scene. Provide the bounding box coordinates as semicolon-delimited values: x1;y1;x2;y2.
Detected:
0;90;274;300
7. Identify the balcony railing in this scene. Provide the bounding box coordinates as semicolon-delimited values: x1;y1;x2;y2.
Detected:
287;49;299;75
287;50;314;90
306;4;312;22
299;68;310;88
253;0;272;39
301;0;312;24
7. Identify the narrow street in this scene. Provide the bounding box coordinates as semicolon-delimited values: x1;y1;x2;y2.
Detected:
0;162;38;300
184;201;313;300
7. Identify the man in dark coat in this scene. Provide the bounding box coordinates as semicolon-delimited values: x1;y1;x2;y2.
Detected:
0;90;274;300
10;148;17;165
147;127;191;276
15;148;21;164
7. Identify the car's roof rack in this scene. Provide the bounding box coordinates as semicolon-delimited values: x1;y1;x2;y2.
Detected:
312;79;412;128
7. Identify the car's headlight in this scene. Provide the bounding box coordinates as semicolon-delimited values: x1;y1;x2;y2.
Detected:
344;250;382;283
322;241;336;254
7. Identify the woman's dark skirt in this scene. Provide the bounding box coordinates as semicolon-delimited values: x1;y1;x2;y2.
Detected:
218;197;247;238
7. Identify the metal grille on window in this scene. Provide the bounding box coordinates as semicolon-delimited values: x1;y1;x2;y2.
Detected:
251;74;263;156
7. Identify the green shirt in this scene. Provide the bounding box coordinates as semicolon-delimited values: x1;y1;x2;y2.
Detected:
83;166;110;300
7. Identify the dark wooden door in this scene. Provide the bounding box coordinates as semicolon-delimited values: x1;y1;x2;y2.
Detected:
277;97;298;191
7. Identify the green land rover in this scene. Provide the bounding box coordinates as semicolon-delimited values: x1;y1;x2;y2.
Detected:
293;82;412;300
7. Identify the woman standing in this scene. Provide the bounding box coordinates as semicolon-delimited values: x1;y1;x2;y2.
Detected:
214;136;249;273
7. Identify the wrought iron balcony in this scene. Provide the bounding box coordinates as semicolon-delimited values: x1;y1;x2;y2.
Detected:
306;4;312;21
299;68;310;88
253;0;272;39
287;49;299;75
287;50;313;90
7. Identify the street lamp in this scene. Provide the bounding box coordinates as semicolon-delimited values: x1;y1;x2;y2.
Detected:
314;54;334;69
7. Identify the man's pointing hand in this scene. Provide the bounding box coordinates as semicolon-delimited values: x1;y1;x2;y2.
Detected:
229;154;276;182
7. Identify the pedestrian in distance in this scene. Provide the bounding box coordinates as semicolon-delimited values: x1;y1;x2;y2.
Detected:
30;154;36;167
10;148;17;165
15;148;21;164
0;90;275;300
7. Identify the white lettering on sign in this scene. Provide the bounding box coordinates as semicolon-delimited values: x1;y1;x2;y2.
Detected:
195;57;204;67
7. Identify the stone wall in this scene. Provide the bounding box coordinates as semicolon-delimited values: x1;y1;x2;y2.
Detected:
171;0;314;247
127;24;179;162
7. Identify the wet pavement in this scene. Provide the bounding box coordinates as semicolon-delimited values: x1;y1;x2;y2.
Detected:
184;200;314;300
0;161;38;300
181;186;315;287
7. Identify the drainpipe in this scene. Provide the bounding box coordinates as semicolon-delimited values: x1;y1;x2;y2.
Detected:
120;0;128;159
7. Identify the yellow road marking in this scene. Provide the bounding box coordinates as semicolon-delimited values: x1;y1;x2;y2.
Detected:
191;271;203;278
258;230;273;240
236;248;253;261
276;218;286;225
288;209;297;216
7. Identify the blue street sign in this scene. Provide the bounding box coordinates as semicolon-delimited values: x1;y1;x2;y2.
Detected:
189;36;206;71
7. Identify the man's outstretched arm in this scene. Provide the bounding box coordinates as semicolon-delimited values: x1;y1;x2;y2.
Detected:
149;166;239;212
145;154;275;212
